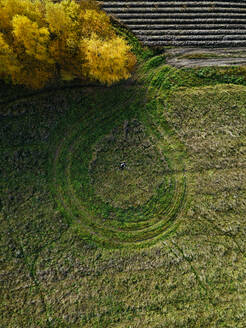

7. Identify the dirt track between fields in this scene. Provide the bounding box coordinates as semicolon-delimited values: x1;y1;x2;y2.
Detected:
164;47;246;67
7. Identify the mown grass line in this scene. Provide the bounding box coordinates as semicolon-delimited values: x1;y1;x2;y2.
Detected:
168;240;209;297
0;81;143;117
49;82;187;249
51;87;143;246
66;130;182;231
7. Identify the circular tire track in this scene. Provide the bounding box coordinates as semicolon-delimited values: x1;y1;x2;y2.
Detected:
51;87;187;249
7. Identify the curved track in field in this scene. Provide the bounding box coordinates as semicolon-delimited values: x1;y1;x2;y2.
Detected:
51;86;187;249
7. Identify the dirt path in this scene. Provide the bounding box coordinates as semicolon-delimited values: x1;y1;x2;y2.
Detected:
164;47;246;68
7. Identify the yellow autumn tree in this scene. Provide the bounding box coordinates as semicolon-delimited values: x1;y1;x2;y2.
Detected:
80;32;136;85
12;15;54;63
0;32;21;81
0;0;137;89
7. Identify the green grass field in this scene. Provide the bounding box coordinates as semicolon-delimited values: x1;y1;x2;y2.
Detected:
1;26;246;327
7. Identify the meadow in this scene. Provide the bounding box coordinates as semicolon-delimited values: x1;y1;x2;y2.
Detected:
1;23;246;328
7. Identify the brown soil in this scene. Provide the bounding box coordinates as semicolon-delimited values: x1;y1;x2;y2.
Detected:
164;47;246;68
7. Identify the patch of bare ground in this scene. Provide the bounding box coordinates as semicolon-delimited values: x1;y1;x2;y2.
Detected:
165;47;246;68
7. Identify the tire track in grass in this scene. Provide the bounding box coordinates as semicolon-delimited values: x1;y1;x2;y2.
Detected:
0;80;142;116
52;85;187;248
165;240;209;297
52;88;142;246
199;213;246;260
